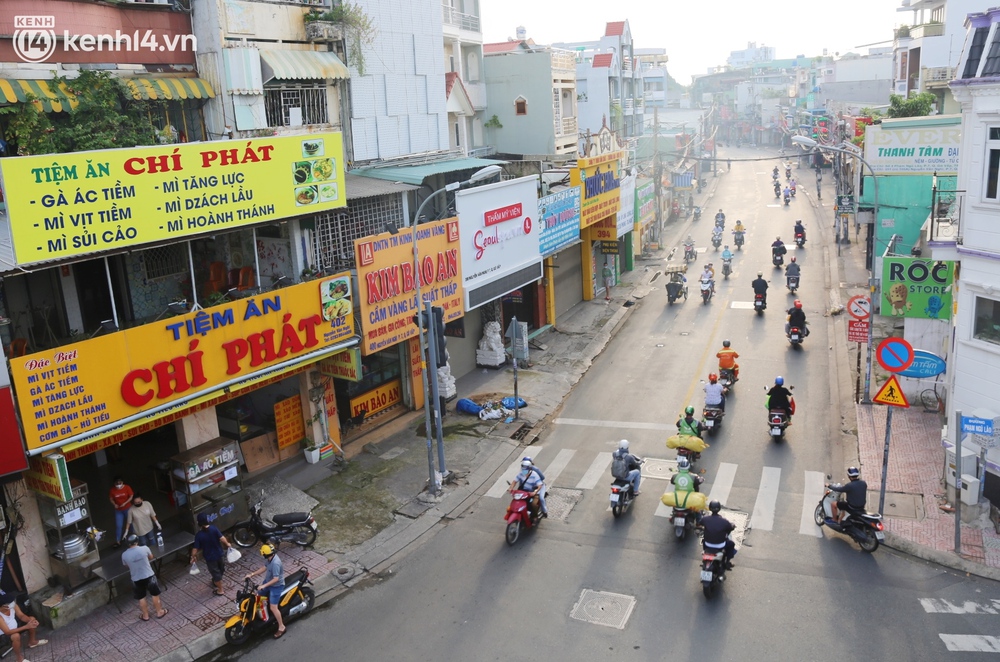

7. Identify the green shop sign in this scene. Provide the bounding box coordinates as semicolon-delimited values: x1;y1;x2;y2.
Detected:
881;257;954;319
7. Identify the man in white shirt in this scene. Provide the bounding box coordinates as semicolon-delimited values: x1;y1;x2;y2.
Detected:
704;373;727;411
0;593;45;662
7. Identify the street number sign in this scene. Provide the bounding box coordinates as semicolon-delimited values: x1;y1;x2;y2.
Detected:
847;295;871;320
876;337;914;373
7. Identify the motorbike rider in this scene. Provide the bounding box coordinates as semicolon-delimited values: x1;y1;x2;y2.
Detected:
752;271;769;308
699;263;715;296
766;376;795;422
521;456;545;481
683;234;695;260
789;177;797;194
772;165;779;180
246;544;287;638
671;456;704;493
721;245;733;262
733;219;746;236
677;406;707;438
704;373;728;412
829;467;868;524
771;237;787;262
786;299;810;337
794;219;807;244
782;185;791;202
666;271;687;299
773;180;781;197
511;459;548;517
785;256;801;285
716;339;739;381
613;439;643;496
700;500;737;569
715;209;725;228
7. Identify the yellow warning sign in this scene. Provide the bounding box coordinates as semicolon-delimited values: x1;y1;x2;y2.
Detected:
872;375;909;408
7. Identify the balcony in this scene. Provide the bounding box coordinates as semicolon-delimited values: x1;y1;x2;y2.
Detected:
467;145;496;158
923;66;954;88
926;193;962;245
911;22;945;39
465;81;487;110
441;4;480;32
555;116;578;137
624;98;634;113
551;50;576;77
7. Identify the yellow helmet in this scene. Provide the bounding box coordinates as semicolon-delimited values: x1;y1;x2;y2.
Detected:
260;544;274;556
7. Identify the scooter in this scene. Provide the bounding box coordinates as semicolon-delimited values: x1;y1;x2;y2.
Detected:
711;234;723;250
700;537;732;599
786;275;799;293
795;232;806;247
772;251;784;267
505;485;542;545
814;486;884;553
666;278;688;304
232;492;318;548
787;325;804;347
790;185;797;197
773;183;781;198
224;571;315;645
684;244;697;263
733;231;745;250
700;278;713;304
783;192;790;206
610;458;643;518
754;293;766;315
676;447;701;467
714;217;725;232
693;207;702;221
722;258;732;278
672;506;699;540
702;406;724;435
785;168;792;180
719;368;737;390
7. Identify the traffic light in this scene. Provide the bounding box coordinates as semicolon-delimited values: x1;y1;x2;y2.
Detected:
411;310;428;330
430;306;447;368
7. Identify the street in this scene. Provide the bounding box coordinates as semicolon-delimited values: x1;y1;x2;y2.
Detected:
224;153;1000;661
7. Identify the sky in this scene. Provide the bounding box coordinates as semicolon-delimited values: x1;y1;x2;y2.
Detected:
481;0;906;85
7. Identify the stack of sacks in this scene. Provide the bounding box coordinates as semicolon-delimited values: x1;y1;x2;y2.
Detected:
665;435;709;452
660;491;709;510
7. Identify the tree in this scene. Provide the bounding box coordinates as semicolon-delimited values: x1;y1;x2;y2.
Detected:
886;92;937;119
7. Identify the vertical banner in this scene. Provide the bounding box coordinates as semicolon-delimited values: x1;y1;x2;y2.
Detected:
273;396;306;449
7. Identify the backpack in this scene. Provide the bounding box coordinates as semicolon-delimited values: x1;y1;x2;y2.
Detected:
611;452;629;480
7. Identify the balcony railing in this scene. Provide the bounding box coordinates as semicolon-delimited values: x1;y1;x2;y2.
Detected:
927;193;963;244
556;116;577;137
467;145;496;158
923;66;954;85
551;50;576;75
624;98;634;113
441;4;480;32
911;22;945;39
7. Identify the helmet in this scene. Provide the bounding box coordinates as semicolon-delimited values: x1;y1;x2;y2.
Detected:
775;376;784;386
723;340;731;348
757;271;763;277
521;459;533;468
847;466;860;479
794;300;802;308
718;209;723;212
260;544;274;557
776;236;781;241
724;245;730;250
790;256;796;263
677;457;690;470
618;439;630;451
684;406;695;415
126;534;138;545
709;500;722;514
709;373;718;383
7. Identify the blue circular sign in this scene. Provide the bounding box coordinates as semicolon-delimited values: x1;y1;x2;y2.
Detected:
897;350;946;379
876;337;914;373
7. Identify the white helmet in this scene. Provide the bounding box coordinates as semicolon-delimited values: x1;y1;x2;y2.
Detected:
521;459;532;468
618;439;630;451
677;456;691;470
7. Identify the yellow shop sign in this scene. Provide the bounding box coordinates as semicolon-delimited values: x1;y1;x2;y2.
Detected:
0;133;346;265
320;348;362;381
24;454;72;502
570;150;623;229
349;379;401;418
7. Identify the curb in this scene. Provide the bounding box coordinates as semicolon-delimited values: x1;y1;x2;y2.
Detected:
883;531;1000;582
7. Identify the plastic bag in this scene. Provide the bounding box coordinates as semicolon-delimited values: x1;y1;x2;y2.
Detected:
456;398;483;415
189;562;201;575
501;397;528;410
226;547;242;563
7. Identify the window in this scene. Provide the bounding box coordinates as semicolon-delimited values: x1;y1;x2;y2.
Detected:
515;96;527;115
264;82;329;127
974;296;1000;345
963;27;990;78
142;244;187;281
985;128;1000;200
983;35;1000;77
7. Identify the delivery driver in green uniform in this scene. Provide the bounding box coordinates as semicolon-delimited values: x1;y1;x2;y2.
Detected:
677;406;707;438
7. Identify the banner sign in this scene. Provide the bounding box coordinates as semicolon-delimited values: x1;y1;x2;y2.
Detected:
319;348;362;381
355;218;464;355
349;378;401;418
570;151;623;228
881;257;955;319
847;319;868;343
538;187;581;256
863;121;960;175
10;275;355;451
636;180;655;226
616;173;636;238
273;395;305;450
0;132;347;265
599;241;620;254
24;454;72;502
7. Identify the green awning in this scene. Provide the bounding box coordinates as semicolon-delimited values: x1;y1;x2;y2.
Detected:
351;158;507;186
259;49;350;82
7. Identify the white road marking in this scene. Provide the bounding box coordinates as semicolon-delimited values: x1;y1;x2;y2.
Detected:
484;446;543;498
707;462;737;506
939;634;1000;652
654;488;673;518
543;449;575;485
553;418;675;431
730;301;754;309
576;452;612;490
800;471;826;537
751;466;781;531
920;598;1000;614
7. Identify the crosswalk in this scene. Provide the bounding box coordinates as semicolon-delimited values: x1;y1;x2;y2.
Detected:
484;447;826;537
921;599;1000;653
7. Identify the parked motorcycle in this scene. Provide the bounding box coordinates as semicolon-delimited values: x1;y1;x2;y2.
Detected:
700;278;713;304
693;207;702;221
814;486;885;552
224;571;315;645
787;325;804;348
703;405;724;435
505;485;542;545
232;492;318;548
754;293;766;315
795;232;805;248
722;258;732;279
786;275;799;293
672;506;699;540
700;538;731;599
719;368;737;390
733;231;745;250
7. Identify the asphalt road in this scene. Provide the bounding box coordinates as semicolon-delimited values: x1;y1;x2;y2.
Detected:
225;151;1000;661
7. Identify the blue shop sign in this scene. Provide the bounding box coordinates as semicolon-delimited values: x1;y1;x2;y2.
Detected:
896;349;946;379
539;187;582;257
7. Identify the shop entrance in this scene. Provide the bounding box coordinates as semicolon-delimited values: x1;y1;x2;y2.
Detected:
502;285;538;333
73;256;131;334
334;344;404;433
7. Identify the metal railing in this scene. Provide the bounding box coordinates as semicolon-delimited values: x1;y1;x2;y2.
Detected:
441;4;480;32
923;66;954;83
929;190;963;243
467;145;496;158
556;116;577;137
624;98;634;113
911;23;945;39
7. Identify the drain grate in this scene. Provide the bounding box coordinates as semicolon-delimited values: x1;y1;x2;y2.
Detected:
570;589;637;629
510;424;533;441
545;487;583;521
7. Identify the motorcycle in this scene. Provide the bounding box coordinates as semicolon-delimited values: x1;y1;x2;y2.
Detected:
700;538;731;599
753;293;766;315
676;446;701;467
772;251;784;267
505;485;542;545
672;506;699;540
224;571;315;645
773;183;781;198
786;275;799;293
733;231;744;250
787;325;804;347
232;492;318;548
795;232;805;247
714;217;725;232
610;459;643;518
700;278;713;304
711;233;723;250
684;244;697;263
693;207;702;221
722;258;732;279
666;279;687;304
719;367;737;390
790;185;797;197
814;486;885;553
783;193;790;206
785;168;792;180
702;406;724;435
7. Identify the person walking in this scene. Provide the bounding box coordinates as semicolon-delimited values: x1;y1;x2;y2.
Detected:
190;513;233;597
0;593;45;662
602;262;614;301
123;494;161;548
246;544;286;638
121;535;167;621
108;476;133;549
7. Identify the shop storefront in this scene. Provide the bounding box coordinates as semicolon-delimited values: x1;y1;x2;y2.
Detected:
539;186;583;322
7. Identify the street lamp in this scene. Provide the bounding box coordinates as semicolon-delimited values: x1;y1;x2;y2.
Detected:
411;164;502;493
791;135;879;403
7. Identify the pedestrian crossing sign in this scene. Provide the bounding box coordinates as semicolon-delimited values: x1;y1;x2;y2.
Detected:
872;375;909;408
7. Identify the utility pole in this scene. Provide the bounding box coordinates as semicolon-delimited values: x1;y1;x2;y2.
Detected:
653;106;661;244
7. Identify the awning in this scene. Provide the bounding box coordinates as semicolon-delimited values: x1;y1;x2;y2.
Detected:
0;79;78;113
124;77;215;101
344;174;420;201
259;49;350;83
352;158;507;186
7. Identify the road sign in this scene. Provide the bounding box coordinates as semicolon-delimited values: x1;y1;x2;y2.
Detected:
897;350;946;379
876;337;915;373
872;375;909;407
961;416;994;436
848;319;869;343
847;295;871;320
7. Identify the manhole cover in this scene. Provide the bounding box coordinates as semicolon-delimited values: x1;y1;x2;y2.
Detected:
570;589;637;629
641;458;677;480
546;487;583;521
725;508;751;549
510;424;533;441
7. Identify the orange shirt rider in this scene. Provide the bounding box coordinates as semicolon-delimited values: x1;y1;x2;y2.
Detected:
716;344;739;379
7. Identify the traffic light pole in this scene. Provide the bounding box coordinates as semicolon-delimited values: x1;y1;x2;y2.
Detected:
425;300;448;479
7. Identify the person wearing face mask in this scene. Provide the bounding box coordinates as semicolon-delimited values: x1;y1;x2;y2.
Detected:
109;476;134;549
124;494;162;548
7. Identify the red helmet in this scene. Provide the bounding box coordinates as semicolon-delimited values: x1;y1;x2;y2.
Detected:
790;256;797;262
794;300;803;308
709;373;718;383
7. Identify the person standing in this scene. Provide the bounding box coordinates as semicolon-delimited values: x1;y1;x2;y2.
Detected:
121;535;167;621
246;544;286;638
108;476;133;549
0;593;45;662
123;494;161;548
190;513;233;596
602;262;614;301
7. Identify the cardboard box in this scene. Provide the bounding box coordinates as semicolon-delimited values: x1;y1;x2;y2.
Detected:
240;433;280;473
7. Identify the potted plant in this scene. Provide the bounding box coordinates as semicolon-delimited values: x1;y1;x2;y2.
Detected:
303;438;321;464
302;4;377;74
